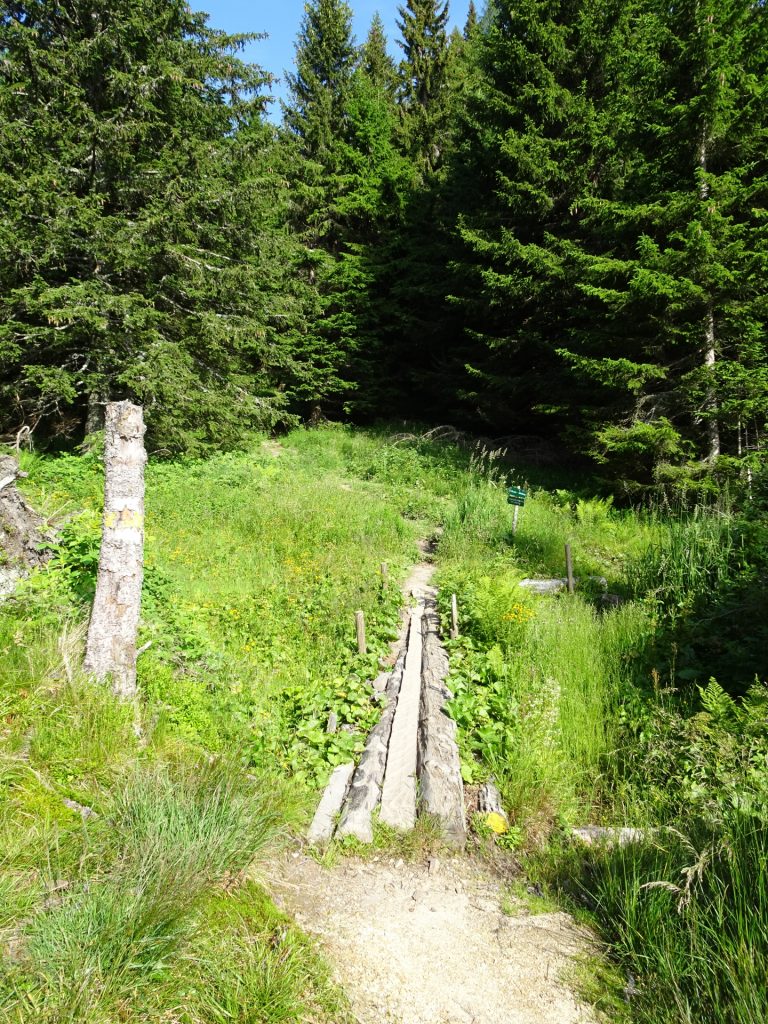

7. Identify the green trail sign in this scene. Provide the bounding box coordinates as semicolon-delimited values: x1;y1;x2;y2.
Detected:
507;486;527;507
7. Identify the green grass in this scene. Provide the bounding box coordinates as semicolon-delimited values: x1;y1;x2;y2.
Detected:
430;451;767;1023
3;424;471;1024
3;423;766;1024
0;655;346;1024
530;814;768;1024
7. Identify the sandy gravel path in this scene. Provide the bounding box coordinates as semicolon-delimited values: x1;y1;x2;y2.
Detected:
267;851;597;1024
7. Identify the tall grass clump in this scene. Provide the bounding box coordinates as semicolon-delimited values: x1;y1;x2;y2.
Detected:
626;502;739;617
569;812;768;1024
442;577;652;838
1;754;287;1022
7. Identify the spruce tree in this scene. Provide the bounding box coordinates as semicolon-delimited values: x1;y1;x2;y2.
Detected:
283;0;357;168
0;0;291;451
395;0;450;172
279;0;361;411
361;12;398;99
463;1;478;38
443;0;624;437
560;0;768;481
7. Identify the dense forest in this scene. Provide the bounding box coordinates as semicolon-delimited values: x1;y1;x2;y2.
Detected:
1;0;766;492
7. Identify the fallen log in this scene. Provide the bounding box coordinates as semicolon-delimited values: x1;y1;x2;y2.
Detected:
571;825;649;847
519;576;607;595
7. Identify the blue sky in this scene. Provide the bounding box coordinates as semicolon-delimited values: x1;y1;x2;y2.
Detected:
197;1;468;117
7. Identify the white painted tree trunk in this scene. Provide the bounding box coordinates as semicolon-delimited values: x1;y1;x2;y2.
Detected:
703;304;720;459
698;129;720;461
84;401;146;698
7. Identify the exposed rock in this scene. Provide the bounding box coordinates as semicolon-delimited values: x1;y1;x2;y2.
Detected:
0;454;52;599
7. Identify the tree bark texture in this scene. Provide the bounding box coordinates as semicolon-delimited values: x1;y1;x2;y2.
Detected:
698;129;721;460
84;401;146;698
336;646;407;843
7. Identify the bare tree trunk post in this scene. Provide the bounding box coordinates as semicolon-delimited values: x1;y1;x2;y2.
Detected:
565;544;575;595
703;304;720;459
698;125;720;461
84;401;146;698
450;593;459;640
355;610;367;655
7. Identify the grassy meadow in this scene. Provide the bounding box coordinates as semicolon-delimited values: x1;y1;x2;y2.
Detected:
1;424;766;1023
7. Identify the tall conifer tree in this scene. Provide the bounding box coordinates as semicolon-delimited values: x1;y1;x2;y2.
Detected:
560;0;768;480
283;0;357;169
362;12;398;99
443;0;624;436
0;0;290;451
395;0;450;172
280;0;361;410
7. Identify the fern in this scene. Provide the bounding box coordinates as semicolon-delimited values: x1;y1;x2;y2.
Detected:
699;678;737;724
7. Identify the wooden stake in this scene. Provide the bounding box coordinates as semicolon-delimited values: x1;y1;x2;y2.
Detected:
84;401;146;698
450;593;459;639
355;610;367;654
380;562;389;588
565;543;575;595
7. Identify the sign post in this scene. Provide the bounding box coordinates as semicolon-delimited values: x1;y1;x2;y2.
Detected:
506;486;527;536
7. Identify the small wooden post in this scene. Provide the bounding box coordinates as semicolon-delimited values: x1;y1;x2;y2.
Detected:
380;562;389;588
355;610;367;654
565;543;575;595
450;593;459;639
326;711;338;734
512;505;520;536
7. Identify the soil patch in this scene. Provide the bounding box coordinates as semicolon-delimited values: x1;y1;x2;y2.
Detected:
266;850;597;1024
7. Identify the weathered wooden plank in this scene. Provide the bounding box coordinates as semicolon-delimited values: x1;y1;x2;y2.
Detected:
379;607;423;831
336;645;408;843
307;762;355;846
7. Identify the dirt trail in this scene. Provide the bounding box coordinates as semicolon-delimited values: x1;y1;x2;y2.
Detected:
268;852;596;1024
267;547;597;1024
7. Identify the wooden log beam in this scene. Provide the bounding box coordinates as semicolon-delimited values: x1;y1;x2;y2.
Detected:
379;607;423;830
336;645;408;843
307;762;355;846
417;590;466;847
